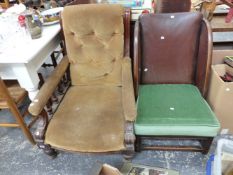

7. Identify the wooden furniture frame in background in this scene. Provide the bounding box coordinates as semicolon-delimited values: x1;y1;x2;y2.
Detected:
0;78;39;145
0;0;10;8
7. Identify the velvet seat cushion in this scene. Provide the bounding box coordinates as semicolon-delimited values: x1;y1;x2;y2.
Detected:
135;84;220;137
45;85;125;152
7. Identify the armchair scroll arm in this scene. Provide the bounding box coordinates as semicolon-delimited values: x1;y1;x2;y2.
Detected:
28;56;69;116
122;57;136;159
122;57;137;122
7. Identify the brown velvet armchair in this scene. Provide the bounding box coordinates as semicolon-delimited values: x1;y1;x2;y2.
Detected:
28;4;136;158
134;12;220;153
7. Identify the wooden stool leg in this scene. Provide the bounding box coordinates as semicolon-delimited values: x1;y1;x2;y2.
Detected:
9;106;35;145
43;144;58;159
135;136;142;152
200;138;213;154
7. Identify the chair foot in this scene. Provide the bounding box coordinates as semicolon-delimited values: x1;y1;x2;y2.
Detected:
200;138;213;154
123;148;135;160
135;136;142;152
33;110;57;158
43;144;58;159
124;122;135;160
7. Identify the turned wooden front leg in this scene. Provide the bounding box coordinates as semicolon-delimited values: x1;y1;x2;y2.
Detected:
34;109;57;158
123;121;136;160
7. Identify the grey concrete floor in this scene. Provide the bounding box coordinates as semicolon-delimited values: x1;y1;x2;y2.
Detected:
0;126;208;175
0;105;210;175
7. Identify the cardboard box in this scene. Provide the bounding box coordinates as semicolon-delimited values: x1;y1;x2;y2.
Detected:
91;163;122;175
92;163;179;175
120;163;179;175
222;152;233;175
212;50;233;65
207;64;233;134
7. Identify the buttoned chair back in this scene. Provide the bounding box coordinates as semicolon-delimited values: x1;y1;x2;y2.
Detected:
134;12;220;153
63;4;125;86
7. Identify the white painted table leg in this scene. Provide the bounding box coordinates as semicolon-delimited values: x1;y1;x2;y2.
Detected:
12;64;40;101
25;87;39;101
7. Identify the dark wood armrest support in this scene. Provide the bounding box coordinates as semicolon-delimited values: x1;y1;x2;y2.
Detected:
122;57;136;159
34;109;58;158
28;56;69;116
34;109;48;145
123;121;135;160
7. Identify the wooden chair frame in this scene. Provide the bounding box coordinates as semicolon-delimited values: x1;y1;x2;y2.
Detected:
0;78;42;145
133;15;215;154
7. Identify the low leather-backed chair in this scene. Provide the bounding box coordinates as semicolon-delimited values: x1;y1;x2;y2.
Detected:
28;4;136;158
134;12;220;154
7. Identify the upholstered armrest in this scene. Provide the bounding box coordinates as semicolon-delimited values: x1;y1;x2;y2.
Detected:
122;57;137;122
28;56;69;116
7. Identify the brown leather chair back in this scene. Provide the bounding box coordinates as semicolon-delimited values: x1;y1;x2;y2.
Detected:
155;0;191;13
134;12;212;97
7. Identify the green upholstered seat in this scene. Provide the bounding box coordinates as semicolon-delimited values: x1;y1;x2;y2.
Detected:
135;84;220;137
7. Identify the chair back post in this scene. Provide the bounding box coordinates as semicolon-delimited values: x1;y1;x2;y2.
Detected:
133;20;140;98
123;8;130;57
192;17;213;98
201;18;213;98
